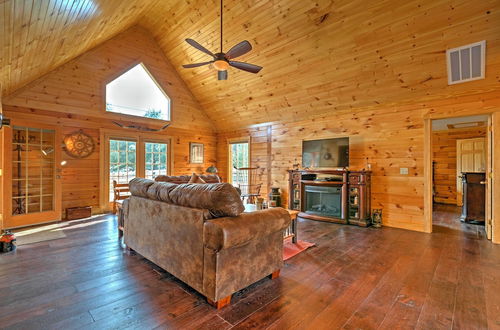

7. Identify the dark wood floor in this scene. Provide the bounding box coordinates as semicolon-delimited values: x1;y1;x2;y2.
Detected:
1;204;499;329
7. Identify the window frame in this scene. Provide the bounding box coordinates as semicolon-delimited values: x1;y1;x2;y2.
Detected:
103;62;172;122
227;137;250;185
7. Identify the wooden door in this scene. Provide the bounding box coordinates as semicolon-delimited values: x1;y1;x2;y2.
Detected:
456;138;486;206
3;122;62;228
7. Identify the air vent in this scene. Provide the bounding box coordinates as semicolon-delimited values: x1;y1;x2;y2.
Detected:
446;40;485;85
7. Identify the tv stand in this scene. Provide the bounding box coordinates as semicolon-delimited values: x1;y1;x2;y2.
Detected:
287;169;371;226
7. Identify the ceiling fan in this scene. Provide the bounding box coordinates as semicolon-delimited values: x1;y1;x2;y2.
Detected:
182;0;262;80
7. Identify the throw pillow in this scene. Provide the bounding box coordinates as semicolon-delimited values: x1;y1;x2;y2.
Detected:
188;173;206;184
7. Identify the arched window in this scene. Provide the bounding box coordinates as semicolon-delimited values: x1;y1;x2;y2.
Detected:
105;63;170;120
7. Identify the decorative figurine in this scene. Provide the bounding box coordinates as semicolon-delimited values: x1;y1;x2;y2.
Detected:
371;209;383;228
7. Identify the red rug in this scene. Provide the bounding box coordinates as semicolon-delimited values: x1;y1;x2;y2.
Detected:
283;238;316;260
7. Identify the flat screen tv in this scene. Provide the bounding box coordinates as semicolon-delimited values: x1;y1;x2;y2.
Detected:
302;137;349;168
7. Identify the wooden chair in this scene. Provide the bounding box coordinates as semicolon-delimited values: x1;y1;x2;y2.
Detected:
113;180;130;237
234;167;262;204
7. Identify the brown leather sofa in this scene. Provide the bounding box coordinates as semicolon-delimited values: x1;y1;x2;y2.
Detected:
123;178;291;309
155;174;221;184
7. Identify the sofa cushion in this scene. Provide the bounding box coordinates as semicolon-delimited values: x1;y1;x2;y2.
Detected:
146;181;178;203
129;178;155;198
170;183;244;218
129;178;244;217
155;174;221;184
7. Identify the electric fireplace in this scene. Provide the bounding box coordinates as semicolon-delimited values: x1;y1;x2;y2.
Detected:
304;185;342;218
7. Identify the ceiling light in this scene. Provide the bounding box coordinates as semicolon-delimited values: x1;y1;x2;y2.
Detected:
213;60;229;71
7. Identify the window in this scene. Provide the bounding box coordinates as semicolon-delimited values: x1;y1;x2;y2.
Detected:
145;142;168;179
109;139;136;201
228;141;249;185
106;63;171;120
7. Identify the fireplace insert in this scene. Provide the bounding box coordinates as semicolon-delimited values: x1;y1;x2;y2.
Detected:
304;185;342;218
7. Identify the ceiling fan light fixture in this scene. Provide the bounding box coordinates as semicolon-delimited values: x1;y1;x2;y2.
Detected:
213;60;229;71
182;0;262;79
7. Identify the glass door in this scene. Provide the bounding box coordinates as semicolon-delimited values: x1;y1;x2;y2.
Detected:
145;142;168;180
228;141;249;185
109;139;137;201
103;134;171;211
4;124;62;228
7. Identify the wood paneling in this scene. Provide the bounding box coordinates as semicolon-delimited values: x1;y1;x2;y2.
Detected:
2;26;217;218
0;0;156;97
432;127;487;205
140;0;500;130
217;91;500;233
4;25;215;132
217;125;272;198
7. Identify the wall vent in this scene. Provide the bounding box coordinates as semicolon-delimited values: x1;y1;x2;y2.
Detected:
446;40;485;85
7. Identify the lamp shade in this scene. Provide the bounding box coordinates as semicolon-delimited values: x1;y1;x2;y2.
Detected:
206;165;218;173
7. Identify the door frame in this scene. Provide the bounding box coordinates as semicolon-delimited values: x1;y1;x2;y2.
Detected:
425;114;495;242
227;137;250;184
99;129;173;212
2;119;62;228
456;137;487;207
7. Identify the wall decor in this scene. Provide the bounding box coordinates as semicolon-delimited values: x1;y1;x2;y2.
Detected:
190;142;204;164
63;130;95;158
112;121;170;132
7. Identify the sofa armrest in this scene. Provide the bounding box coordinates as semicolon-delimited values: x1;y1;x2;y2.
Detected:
203;208;291;251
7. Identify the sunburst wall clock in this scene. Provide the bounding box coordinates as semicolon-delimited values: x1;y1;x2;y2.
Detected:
63;130;95;158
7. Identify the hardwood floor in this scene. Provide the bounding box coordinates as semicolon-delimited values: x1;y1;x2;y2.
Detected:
0;205;498;329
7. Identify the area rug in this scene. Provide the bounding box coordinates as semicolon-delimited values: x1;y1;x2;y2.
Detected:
13;223;66;246
283;238;315;260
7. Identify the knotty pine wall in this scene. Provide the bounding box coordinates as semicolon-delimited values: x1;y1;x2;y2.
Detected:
217;90;500;233
432;127;487;205
2;26;217;217
217;126;272;198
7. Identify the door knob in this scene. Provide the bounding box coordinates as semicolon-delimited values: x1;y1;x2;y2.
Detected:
480;181;486;185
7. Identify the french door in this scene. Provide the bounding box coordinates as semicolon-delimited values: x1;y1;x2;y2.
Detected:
104;133;170;208
3;122;62;228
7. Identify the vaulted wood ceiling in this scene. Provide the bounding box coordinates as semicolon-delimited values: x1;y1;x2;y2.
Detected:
0;0;154;96
2;0;499;130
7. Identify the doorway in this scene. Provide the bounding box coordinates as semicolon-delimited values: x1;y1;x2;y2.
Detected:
228;139;250;185
3;122;62;228
431;115;491;238
101;131;171;211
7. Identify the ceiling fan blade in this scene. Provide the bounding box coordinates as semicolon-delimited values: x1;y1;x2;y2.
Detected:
185;39;216;58
225;40;252;60
182;61;214;68
229;61;263;74
218;70;228;80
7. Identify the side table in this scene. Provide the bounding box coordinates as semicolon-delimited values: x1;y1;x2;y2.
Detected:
285;210;299;243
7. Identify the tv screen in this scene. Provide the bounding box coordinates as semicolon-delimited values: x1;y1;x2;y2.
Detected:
302;138;349;168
